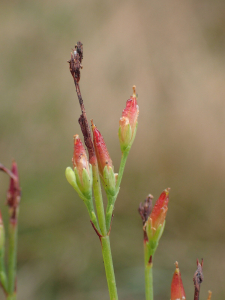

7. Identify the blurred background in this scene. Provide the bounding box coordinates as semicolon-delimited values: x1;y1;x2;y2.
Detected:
0;0;225;299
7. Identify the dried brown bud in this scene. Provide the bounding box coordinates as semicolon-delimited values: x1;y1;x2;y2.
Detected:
193;259;204;300
68;41;83;83
139;194;153;225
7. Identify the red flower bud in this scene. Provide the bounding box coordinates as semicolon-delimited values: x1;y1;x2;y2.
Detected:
72;135;90;179
150;188;169;234
171;262;186;300
119;86;139;151
7;161;21;222
121;86;139;131
66;135;92;200
91;121;113;177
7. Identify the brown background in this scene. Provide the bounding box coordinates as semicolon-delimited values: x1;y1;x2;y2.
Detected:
0;0;225;299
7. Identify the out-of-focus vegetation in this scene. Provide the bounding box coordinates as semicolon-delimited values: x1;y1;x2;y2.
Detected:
0;0;225;299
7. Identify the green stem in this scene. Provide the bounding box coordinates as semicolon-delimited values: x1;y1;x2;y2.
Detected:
92;163;118;300
92;164;107;236
115;151;129;191
0;226;7;295
8;222;17;297
101;236;118;300
105;199;115;232
144;241;153;300
105;151;129;232
6;294;16;300
0;248;8;295
85;202;101;233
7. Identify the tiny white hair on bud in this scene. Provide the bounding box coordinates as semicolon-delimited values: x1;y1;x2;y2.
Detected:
74;50;77;55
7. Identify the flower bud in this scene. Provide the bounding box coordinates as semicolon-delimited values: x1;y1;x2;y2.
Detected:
72;134;90;178
144;188;170;255
149;188;169;236
66;135;92;200
118;86;139;152
91;121;117;196
171;262;186;300
7;160;21;223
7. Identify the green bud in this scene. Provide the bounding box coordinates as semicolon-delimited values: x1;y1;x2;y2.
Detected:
81;164;93;198
118;120;132;152
65;166;93;203
65;167;76;188
103;166;117;197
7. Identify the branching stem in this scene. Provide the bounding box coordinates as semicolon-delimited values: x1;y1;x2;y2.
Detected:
68;42;118;300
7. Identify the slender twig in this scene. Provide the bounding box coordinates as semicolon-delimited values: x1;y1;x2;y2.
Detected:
193;259;204;300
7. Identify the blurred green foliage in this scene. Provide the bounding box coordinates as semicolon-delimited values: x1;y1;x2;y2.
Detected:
1;0;225;299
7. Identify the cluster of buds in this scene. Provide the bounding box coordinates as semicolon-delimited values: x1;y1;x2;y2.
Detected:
66;86;139;230
139;188;170;259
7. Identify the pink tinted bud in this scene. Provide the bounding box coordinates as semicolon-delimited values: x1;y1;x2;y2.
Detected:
150;188;170;234
7;160;21;223
119;116;130;143
119;86;139;151
171;262;186;300
72;135;90;178
121;86;139;132
7;161;20;209
91;121;113;177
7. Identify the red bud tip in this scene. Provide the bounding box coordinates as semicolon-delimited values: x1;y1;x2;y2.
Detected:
0;211;2;225
91;120;113;177
72;135;89;177
7;160;20;208
150;188;170;233
121;87;139;133
171;262;186;300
